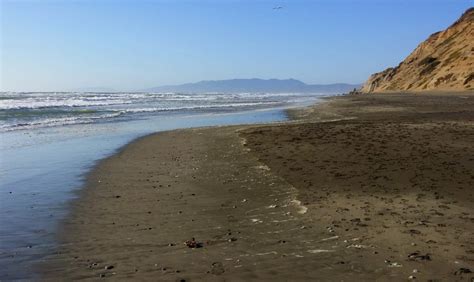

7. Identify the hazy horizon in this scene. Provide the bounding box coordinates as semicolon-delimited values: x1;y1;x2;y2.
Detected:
1;0;471;92
0;78;360;93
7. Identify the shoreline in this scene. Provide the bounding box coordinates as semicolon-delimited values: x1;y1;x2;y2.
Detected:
41;92;474;280
0;106;290;281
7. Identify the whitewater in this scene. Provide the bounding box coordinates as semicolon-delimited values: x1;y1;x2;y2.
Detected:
0;92;317;132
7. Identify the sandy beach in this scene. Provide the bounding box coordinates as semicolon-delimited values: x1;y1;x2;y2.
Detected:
41;93;474;280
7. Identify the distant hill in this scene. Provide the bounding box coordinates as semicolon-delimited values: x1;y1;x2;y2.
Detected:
362;8;474;93
144;79;360;94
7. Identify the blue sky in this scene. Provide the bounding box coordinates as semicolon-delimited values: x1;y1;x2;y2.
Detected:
1;0;471;91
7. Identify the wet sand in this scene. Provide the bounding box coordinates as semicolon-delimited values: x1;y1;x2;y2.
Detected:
41;93;474;280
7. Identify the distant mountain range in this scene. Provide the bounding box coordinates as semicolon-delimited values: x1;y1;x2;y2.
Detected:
143;79;360;94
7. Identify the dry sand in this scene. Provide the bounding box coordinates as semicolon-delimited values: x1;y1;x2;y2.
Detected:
41;93;474;281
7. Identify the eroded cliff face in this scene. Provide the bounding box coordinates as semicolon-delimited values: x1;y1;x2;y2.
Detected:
362;8;474;93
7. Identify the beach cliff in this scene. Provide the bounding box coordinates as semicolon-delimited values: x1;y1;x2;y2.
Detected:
361;8;474;93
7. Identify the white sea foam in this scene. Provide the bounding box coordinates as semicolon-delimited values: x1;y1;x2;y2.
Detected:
0;112;124;132
0;91;321;132
0;92;284;110
307;249;335;254
0;98;133;110
120;102;278;113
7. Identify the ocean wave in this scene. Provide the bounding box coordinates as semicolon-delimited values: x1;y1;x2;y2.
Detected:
0;98;134;110
0;112;124;132
120;102;279;113
0;91;322;132
0;101;282;132
0;93;230;110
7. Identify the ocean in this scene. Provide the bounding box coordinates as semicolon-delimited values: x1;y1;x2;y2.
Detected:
0;91;323;279
0;91;317;132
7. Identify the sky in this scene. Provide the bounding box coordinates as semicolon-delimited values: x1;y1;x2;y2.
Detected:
0;0;472;92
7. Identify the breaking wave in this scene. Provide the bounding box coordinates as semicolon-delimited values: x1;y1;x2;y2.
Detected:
0;91;305;132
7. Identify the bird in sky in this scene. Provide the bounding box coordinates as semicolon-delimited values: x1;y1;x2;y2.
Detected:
273;6;283;10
